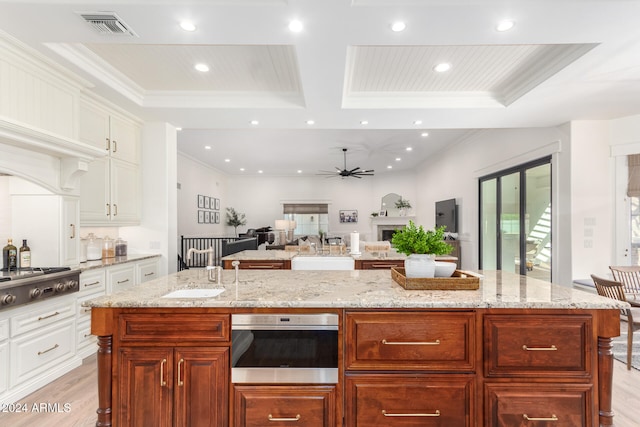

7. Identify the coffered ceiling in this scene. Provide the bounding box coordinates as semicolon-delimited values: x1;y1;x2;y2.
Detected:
1;0;640;176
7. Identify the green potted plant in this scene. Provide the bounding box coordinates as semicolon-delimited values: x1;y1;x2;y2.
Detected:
395;198;412;216
225;207;247;237
392;221;452;278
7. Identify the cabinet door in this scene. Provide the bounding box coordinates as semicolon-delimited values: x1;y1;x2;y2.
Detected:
110;158;140;225
79;156;110;224
109;115;139;163
78;99;110;151
174;347;229;427
118;347;173;427
61;196;79;265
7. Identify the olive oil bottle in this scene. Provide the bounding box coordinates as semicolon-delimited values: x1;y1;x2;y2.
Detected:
19;239;31;268
2;238;17;271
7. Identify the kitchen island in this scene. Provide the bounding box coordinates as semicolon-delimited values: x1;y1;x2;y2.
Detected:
87;269;624;427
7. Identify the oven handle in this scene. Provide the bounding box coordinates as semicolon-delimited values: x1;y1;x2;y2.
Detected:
232;325;338;331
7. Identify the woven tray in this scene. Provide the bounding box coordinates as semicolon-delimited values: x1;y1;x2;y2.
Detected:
391;267;481;290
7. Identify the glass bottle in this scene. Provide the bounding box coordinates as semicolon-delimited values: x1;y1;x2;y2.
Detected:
115;237;127;257
2;238;17;270
19;239;31;268
102;236;115;259
86;233;102;261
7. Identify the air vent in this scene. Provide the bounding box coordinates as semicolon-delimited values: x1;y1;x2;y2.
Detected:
78;12;138;36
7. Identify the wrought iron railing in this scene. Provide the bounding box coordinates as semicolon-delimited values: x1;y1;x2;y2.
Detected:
179;236;241;270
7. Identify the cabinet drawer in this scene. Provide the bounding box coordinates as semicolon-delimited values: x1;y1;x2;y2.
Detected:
0;318;8;342
79;269;106;295
345;374;474;427
345;311;475;371
119;313;230;342
234;385;336;427
77;319;96;351
11;319;75;386
107;264;135;293
484;315;591;377
77;292;103;322
484;383;593;427
357;260;404;270
10;297;76;337
137;259;159;283
239;260;287;269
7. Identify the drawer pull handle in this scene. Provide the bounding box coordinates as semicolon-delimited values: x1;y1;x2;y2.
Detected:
382;339;440;346
38;311;60;321
249;265;275;269
177;358;184;386
84;333;92;338
371;264;397;268
144;272;155;277
382;409;440;417
83;308;92;313
160;358;167;387
84;281;101;287
522;345;557;351
117;279;130;284
268;414;301;422
38;344;59;355
523;414;558;421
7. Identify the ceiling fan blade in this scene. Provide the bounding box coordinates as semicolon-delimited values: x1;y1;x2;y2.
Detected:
349;167;361;173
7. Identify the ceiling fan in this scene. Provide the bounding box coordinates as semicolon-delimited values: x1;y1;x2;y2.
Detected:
318;148;374;179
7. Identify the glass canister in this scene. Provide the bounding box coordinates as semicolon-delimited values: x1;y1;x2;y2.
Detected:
102;236;115;259
115;237;128;257
86;233;102;261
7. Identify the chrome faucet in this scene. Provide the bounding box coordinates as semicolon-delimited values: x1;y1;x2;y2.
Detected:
187;247;214;267
186;247;221;282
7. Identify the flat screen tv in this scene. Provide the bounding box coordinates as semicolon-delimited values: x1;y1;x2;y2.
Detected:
435;198;457;233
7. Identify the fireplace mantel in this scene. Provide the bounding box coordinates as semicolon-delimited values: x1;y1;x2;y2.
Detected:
371;216;415;241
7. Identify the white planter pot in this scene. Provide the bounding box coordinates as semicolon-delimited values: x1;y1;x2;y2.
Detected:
405;254;436;278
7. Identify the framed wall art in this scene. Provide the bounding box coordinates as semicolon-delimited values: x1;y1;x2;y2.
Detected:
339;210;358;223
204;196;210;209
198;210;204;223
214;211;220;224
214;198;220;210
197;194;204;209
204;211;211;223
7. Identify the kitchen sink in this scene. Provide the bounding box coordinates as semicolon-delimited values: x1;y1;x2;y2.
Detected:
291;256;355;270
162;288;225;298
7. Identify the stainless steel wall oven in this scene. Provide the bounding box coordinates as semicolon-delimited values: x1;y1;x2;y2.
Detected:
231;313;338;384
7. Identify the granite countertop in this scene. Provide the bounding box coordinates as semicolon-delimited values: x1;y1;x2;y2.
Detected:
84;269;627;310
79;253;161;271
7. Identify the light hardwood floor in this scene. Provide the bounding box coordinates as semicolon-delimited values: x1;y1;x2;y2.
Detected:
1;354;639;426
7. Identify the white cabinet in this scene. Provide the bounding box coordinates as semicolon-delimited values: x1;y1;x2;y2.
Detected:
0;319;8;395
107;263;136;293
76;269;106;358
137;258;160;284
79;98;140;226
11;194;80;266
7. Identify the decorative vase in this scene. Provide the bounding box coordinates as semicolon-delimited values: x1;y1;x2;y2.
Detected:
399;209;406;216
404;254;436;278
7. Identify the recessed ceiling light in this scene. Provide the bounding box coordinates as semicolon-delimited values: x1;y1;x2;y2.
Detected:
496;20;515;32
240;168;245;172
433;63;451;73
175;127;182;131
297;170;302;174
391;21;406;32
306;120;315;125
413;120;423;125
258;170;264;174
194;63;209;72
204;145;211;150
387;165;393;169
289;19;303;32
421;132;429;137
180;21;196;32
250;120;259;125
406;147;413;152
360;120;369;125
395;157;401;161
224;158;230;163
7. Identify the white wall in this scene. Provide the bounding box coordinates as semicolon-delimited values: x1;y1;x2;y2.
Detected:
119;123;178;275
569;121;613;280
177;153;228;237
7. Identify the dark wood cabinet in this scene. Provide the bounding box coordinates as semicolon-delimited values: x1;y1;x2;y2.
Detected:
346;374;475;427
233;385;336;427
222;259;290;269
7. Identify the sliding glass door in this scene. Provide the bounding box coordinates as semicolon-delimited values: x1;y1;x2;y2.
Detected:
480;158;552;280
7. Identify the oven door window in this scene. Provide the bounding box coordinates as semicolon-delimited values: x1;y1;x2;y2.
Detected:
232;330;337;368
